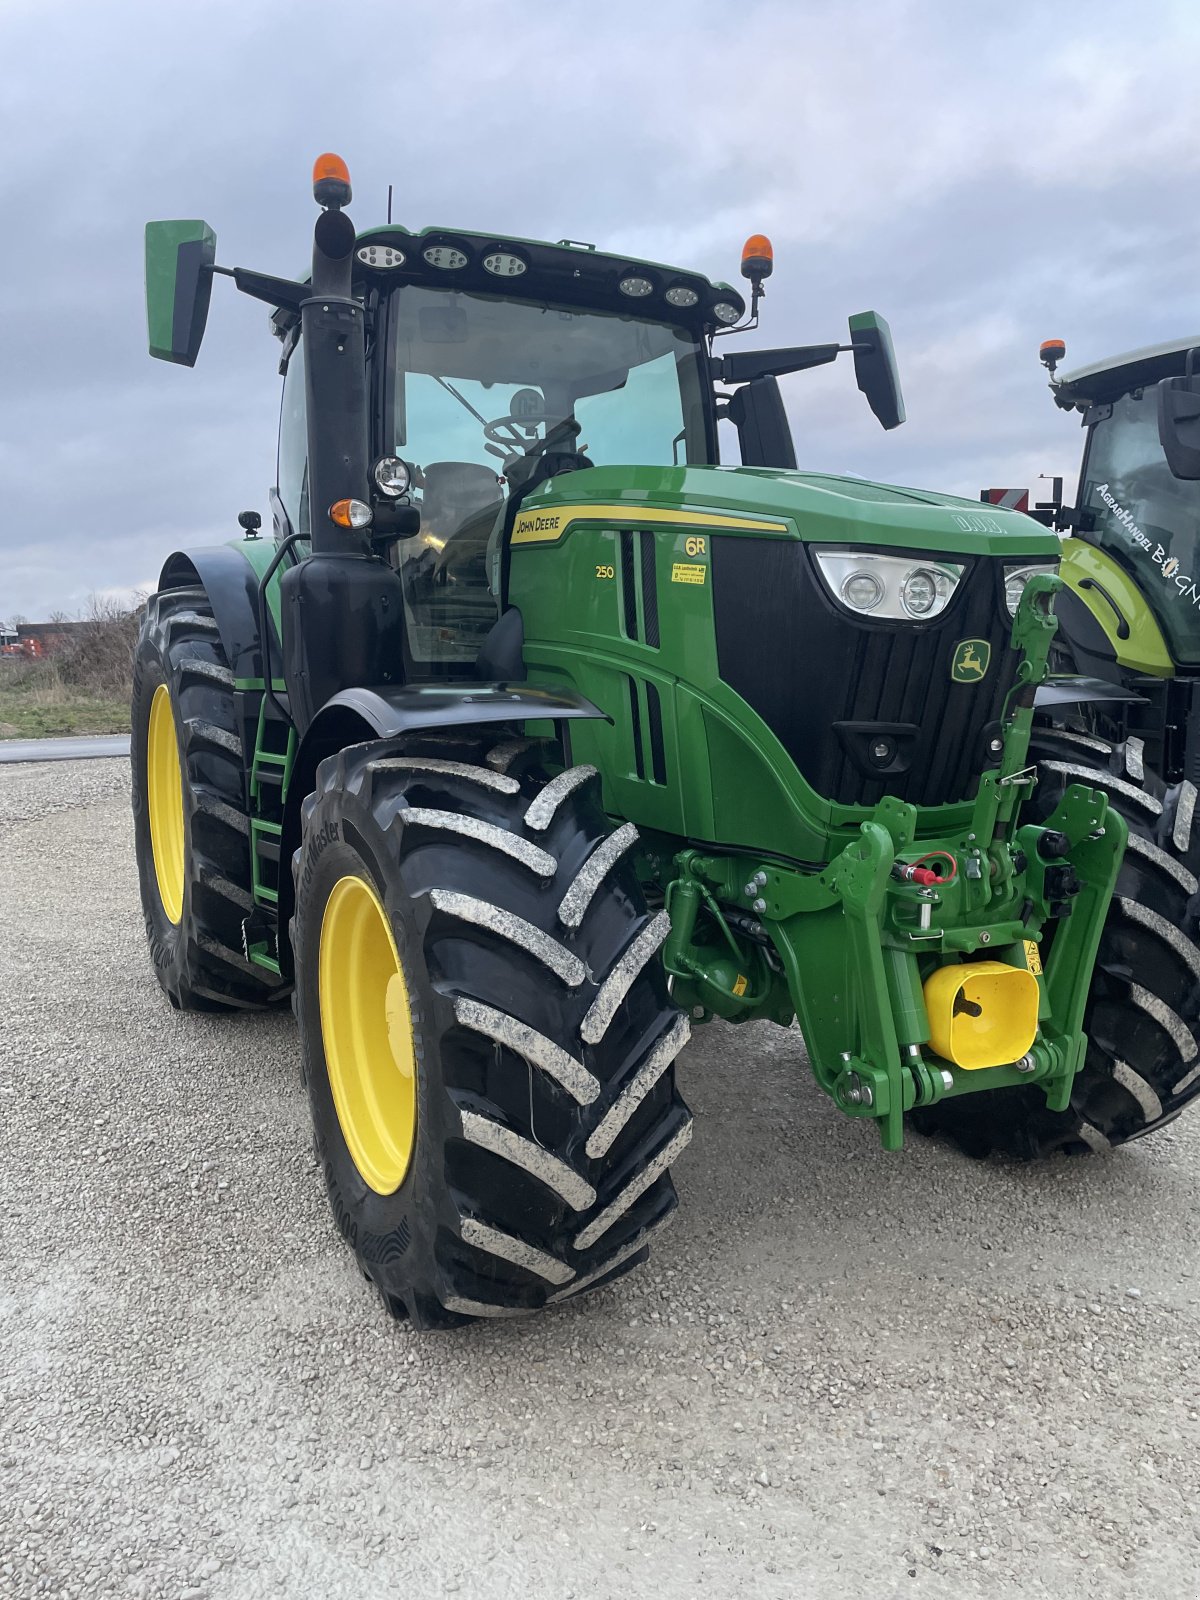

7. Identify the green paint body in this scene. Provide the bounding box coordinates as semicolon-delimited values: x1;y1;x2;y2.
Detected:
507;468;1126;1148
513;465;1054;855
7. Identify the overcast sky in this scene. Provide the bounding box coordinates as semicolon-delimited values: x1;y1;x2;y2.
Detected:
2;0;1198;621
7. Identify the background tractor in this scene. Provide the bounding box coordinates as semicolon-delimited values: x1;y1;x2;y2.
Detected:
135;154;1132;1328
939;338;1200;1158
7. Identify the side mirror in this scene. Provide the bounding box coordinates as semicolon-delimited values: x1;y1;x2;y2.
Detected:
145;220;217;366
849;310;905;431
1157;374;1200;479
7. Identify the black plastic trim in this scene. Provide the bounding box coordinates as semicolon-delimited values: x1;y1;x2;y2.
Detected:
645;680;667;783
627;676;645;779
158;544;269;682
1077;577;1131;639
1034;675;1149;709
640;531;661;647
621;531;638;638
312;681;607;742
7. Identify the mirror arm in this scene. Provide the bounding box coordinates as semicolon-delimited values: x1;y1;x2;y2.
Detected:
232;267;309;312
711;342;842;385
204;262;310;313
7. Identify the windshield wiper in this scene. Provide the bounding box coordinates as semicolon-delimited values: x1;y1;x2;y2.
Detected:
433;375;488;427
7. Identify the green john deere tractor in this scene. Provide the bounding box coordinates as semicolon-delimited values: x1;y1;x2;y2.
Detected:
939;336;1200;1159
134;153;1130;1328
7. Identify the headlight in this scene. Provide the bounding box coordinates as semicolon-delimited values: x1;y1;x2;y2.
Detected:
1003;562;1058;617
842;570;884;610
482;251;527;278
373;456;411;498
356;244;406;269
813;549;965;620
423;244;469;270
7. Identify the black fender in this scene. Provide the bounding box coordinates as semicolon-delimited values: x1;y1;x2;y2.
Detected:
310;681;605;743
1034;675;1148;711
159;545;268;682
275;681;608;977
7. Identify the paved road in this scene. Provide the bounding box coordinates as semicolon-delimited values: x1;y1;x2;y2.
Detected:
0;733;130;764
3;758;1199;1598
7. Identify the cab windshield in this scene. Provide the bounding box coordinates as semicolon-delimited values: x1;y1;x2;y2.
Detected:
1081;388;1200;664
384;284;713;667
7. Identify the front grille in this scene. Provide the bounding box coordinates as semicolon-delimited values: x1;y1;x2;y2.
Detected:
640;531;660;647
621;529;661;647
712;538;1018;808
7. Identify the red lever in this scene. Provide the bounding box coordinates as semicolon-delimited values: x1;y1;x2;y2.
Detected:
893;863;947;887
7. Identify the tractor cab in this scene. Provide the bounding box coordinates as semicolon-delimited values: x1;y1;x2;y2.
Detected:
1048;336;1200;674
262;227;735;678
264;224;904;682
308;240;726;670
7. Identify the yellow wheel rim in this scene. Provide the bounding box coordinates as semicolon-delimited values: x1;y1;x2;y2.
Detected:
319;874;418;1194
147;683;185;925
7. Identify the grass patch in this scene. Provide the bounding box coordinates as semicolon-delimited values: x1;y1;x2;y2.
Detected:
0;597;141;739
0;679;131;738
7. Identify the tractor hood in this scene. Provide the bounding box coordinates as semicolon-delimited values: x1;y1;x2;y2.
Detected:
515;464;1060;561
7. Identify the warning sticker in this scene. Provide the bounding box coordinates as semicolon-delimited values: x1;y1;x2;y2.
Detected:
671;562;706;585
1024;939;1043;976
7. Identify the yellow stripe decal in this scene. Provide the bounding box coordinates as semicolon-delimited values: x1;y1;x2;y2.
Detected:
510;502;788;546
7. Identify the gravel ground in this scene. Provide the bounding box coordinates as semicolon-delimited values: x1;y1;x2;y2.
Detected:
2;759;1199;1599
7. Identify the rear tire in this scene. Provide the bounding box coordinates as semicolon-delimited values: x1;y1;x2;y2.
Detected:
131;586;286;1011
291;735;693;1328
914;727;1200;1158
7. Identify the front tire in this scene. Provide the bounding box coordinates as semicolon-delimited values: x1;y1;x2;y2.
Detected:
131;586;286;1010
291;736;693;1328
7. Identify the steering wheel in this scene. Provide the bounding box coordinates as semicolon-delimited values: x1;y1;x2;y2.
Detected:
484;413;583;463
483;413;541;457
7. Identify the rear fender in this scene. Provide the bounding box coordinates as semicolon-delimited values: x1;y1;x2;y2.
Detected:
158;545;268;682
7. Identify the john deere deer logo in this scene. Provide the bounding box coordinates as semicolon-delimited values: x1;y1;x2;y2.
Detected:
951;639;991;682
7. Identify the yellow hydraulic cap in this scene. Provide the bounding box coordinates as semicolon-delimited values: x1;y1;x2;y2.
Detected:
923;960;1040;1070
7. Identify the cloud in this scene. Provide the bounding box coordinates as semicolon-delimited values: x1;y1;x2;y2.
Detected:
2;0;1199;618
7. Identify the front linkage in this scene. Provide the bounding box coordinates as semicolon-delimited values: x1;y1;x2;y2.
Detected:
660;575;1128;1148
